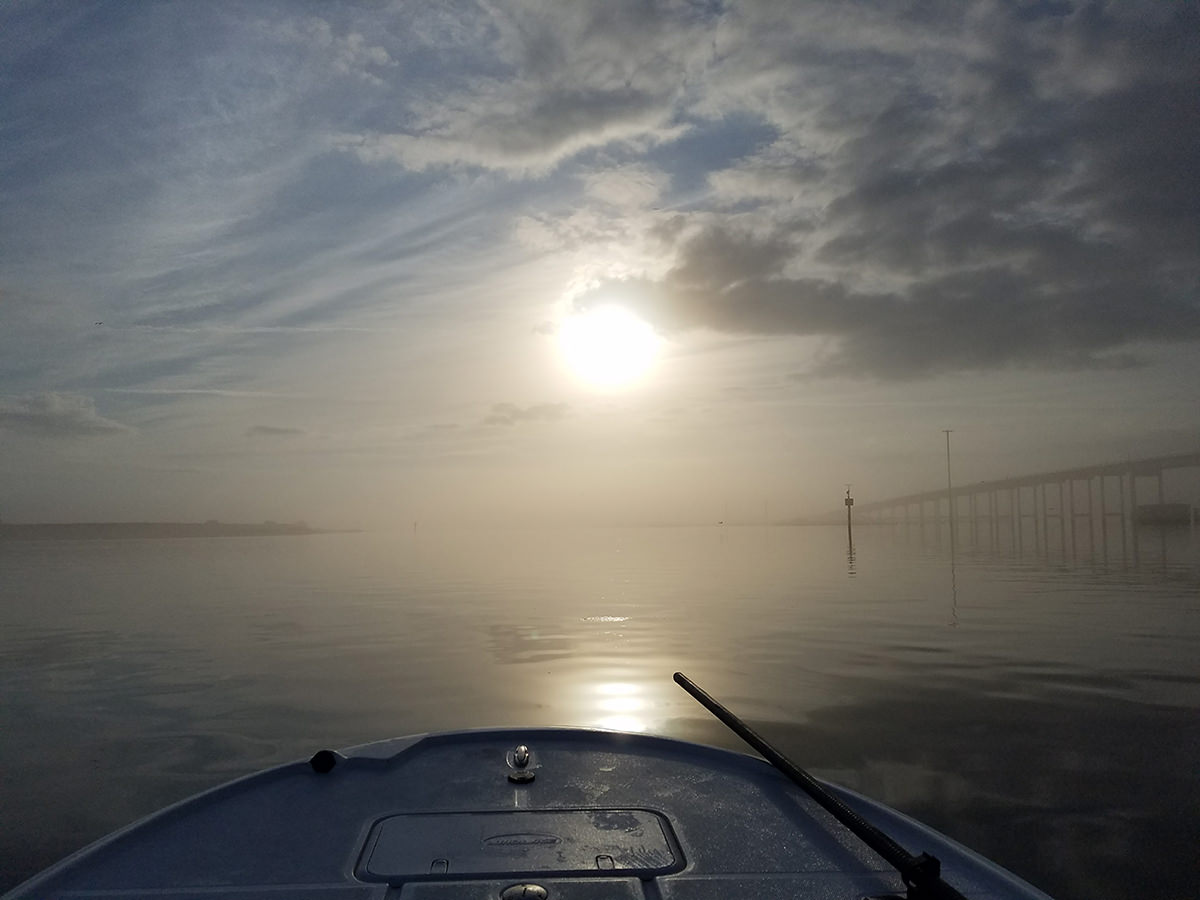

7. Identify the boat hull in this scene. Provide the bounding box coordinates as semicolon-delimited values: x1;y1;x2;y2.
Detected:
2;728;1052;900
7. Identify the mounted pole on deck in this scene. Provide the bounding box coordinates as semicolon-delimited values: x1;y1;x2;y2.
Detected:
674;672;969;900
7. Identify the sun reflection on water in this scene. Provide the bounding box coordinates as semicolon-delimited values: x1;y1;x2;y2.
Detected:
565;677;664;733
548;611;680;734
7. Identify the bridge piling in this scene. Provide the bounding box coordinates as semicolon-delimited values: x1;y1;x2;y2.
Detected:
991;490;999;551
1130;467;1140;566
1119;472;1128;562
1069;479;1078;564
1015;486;1023;554
1035;484;1044;554
1090;476;1098;560
1059;481;1067;558
1099;474;1108;564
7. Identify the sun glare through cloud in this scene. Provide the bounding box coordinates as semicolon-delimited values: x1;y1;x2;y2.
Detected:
559;305;660;390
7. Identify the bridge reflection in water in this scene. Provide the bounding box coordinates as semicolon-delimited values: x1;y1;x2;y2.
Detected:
854;451;1200;568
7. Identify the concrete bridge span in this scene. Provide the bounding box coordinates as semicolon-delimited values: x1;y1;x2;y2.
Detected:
854;451;1200;563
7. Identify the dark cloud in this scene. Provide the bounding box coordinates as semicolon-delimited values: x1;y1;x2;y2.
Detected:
574;2;1200;378
484;402;570;427
245;425;305;438
584;223;1199;379
0;393;129;438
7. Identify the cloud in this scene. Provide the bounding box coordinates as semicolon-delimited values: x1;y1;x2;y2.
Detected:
246;425;306;438
579;223;1200;379
261;15;395;84
109;388;300;398
3;0;1198;410
584;165;668;209
484;402;570;427
334;2;717;174
565;2;1200;378
335;90;685;177
0;393;129;438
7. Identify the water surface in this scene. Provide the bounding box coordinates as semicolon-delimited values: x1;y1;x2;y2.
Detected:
1;524;1197;899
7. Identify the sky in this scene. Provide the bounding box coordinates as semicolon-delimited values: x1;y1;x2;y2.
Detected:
1;0;1198;528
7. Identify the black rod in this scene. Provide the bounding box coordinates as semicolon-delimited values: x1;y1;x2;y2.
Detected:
674;672;968;900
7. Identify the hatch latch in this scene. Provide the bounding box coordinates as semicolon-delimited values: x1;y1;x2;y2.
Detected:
507;743;535;783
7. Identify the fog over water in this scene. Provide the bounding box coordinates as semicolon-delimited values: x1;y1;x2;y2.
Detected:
1;525;1197;900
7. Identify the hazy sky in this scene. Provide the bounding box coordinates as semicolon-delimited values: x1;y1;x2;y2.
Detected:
2;1;1198;527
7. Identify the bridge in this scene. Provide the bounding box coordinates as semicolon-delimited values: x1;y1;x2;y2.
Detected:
853;450;1200;562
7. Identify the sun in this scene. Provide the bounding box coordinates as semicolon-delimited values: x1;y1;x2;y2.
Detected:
559;304;659;388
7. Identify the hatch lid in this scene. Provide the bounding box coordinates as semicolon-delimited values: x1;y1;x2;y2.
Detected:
359;809;681;881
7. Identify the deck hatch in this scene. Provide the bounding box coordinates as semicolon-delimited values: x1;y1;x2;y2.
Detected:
360;809;680;881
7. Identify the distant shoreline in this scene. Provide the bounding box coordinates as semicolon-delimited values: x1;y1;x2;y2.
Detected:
0;522;354;541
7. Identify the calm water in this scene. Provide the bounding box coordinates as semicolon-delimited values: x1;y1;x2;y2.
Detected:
1;524;1197;899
